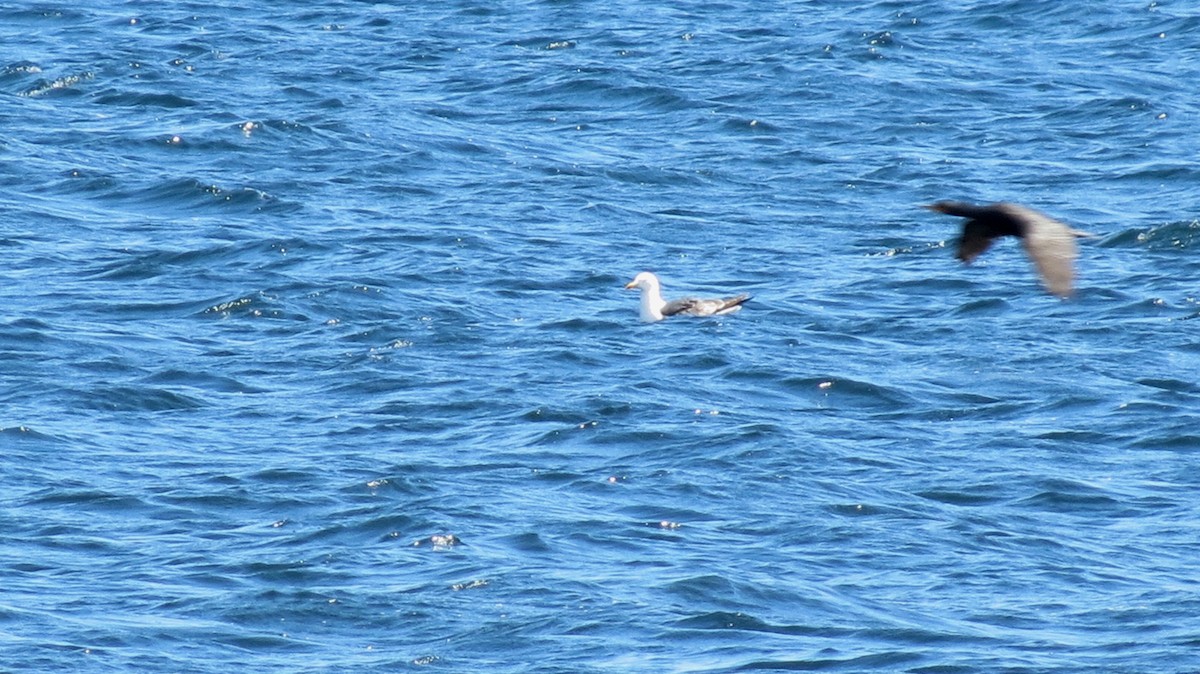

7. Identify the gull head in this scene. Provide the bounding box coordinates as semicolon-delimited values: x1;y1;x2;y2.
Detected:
624;271;660;291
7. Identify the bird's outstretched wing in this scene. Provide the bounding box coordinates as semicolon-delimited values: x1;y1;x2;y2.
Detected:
956;220;996;264
1001;204;1078;297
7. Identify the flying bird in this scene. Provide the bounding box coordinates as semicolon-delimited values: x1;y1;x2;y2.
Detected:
925;201;1091;298
623;271;750;322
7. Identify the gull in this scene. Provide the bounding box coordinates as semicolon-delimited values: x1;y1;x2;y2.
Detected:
623;271;750;322
925;201;1093;298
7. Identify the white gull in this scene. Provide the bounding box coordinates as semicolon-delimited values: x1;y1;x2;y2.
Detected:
623;271;750;323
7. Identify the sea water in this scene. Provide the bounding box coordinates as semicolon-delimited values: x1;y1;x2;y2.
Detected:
2;2;1200;672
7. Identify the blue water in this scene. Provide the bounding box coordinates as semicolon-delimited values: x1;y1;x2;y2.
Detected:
3;1;1200;671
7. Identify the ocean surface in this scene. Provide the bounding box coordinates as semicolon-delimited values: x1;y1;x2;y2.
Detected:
3;1;1200;672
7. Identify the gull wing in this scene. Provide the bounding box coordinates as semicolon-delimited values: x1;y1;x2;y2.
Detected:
662;294;750;317
710;294;751;315
661;297;701;316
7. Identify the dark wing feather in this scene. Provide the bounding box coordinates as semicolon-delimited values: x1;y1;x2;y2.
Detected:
712;294;751;315
956;220;995;264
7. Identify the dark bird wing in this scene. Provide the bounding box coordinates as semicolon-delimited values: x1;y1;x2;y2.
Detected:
999;204;1078;297
956;220;997;264
662;294;751;317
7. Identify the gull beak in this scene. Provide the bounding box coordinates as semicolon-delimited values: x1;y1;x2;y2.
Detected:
624;280;638;289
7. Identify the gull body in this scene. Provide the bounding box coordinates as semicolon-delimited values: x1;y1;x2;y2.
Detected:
925;201;1092;298
623;271;750;322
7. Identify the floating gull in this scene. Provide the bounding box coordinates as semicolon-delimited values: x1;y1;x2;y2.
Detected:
624;271;750;322
925;201;1092;298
